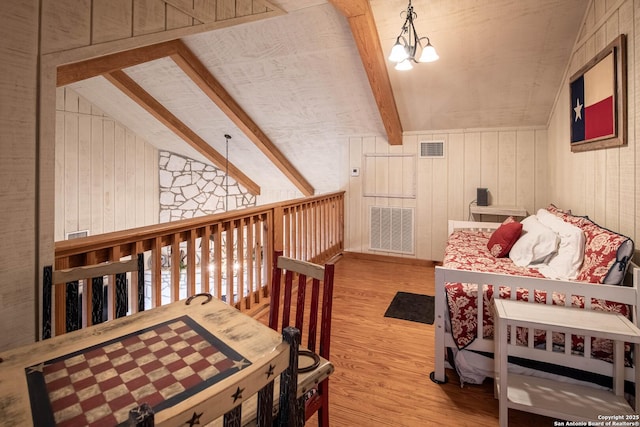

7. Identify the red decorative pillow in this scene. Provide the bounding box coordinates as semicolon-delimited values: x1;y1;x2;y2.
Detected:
487;222;523;257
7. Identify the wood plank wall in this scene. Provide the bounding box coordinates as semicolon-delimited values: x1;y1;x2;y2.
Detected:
547;0;637;244
40;0;274;55
0;0;39;351
346;129;549;261
55;87;159;242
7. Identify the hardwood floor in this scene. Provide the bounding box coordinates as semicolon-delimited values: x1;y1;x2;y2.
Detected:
259;255;558;427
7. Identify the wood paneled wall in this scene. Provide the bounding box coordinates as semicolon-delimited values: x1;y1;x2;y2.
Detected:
0;0;39;351
40;0;280;55
345;129;549;261
547;0;637;243
55;88;159;242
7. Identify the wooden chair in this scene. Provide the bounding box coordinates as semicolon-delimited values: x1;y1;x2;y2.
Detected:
42;254;145;338
268;251;335;427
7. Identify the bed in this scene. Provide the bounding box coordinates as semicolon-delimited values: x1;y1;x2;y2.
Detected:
430;207;639;391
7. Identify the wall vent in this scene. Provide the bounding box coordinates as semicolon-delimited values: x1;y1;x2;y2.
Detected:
419;140;445;158
65;230;89;240
369;206;414;254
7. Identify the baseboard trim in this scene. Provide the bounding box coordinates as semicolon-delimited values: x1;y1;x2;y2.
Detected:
342;251;438;267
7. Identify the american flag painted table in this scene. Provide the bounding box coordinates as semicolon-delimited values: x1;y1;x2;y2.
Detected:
0;295;291;427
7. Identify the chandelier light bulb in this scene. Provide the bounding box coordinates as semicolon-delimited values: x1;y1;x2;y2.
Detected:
389;40;409;62
395;59;413;71
419;42;439;62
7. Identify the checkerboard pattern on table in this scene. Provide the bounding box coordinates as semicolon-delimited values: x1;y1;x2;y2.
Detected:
26;316;251;426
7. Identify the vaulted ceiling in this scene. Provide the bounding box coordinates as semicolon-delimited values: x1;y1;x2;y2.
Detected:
65;0;588;201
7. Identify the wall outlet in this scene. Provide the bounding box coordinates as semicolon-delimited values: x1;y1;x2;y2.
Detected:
351;167;360;177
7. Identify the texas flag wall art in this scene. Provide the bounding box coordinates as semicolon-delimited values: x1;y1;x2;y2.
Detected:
569;34;626;152
570;53;614;143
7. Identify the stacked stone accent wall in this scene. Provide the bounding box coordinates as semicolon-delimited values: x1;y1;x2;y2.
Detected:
159;151;255;222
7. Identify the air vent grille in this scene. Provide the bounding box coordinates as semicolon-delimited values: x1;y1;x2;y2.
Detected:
65;230;89;240
370;206;414;254
420;140;445;158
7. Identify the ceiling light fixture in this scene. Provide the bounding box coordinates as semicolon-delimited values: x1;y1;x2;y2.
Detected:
388;0;439;71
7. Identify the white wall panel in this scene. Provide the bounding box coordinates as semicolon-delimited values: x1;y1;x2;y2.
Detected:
347;128;546;261
55;88;159;241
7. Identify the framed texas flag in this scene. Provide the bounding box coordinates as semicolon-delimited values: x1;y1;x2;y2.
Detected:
570;34;626;152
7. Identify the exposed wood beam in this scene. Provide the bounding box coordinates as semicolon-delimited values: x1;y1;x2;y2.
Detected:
57;41;180;87
105;70;261;195
328;0;403;146
172;40;315;196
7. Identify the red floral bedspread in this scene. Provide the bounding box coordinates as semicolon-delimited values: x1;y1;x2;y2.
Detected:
443;230;630;363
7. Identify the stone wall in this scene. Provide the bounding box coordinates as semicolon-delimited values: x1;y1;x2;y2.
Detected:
159;151;255;222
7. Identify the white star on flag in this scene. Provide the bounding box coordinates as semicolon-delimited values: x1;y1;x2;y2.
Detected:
574;98;583;121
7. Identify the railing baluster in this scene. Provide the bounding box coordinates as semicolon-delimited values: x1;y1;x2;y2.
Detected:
247;216;254;309
238;219;245;310
201;225;211;295
171;233;180;302
225;223;234;305
214;224;223;300
187;229;196;297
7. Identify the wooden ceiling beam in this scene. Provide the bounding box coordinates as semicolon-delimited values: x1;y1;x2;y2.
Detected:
328;0;403;145
57;41;181;87
172;40;315;196
105;70;261;195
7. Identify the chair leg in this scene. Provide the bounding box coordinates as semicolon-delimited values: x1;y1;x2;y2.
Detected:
318;385;329;427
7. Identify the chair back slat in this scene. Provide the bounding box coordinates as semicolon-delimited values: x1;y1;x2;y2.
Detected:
282;270;294;329
294;274;307;333
269;259;282;330
42;266;53;339
308;278;320;353
115;272;128;318
65;281;80;333
320;264;335;359
91;276;104;325
137;254;145;312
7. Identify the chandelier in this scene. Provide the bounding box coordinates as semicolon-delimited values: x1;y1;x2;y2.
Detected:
388;0;439;70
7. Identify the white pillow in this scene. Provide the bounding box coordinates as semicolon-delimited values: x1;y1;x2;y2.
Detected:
508;215;559;267
535;209;585;280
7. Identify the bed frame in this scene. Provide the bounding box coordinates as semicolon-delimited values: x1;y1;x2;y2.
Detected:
431;220;640;385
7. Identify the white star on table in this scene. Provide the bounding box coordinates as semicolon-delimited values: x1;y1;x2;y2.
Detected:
574;98;583;121
232;358;250;370
26;362;46;374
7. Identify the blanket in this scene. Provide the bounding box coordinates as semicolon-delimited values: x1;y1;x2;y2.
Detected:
444;229;631;363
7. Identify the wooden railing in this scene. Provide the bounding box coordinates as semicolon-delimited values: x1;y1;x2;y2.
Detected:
48;192;344;337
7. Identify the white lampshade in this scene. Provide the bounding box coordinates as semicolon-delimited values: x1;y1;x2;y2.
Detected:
388;41;409;63
394;59;413;71
419;43;439;62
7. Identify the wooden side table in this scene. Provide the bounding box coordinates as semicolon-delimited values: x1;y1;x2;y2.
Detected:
493;299;640;427
470;205;528;221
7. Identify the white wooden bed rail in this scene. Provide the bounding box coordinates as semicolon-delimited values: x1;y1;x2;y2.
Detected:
431;220;640;386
